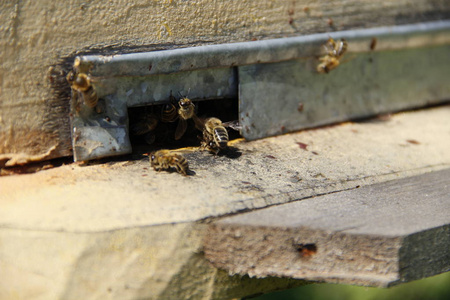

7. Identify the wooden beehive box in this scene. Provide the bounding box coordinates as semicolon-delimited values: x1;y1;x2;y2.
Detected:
0;1;449;299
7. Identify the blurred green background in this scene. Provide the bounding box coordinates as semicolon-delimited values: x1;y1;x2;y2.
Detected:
251;271;450;300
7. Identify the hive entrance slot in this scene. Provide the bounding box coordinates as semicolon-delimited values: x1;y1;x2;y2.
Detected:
128;98;240;155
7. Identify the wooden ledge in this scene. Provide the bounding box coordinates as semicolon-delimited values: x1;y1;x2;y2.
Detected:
204;169;450;287
1;106;449;299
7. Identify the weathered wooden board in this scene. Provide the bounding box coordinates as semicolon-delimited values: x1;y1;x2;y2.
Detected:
204;169;450;287
0;106;449;299
1;0;449;165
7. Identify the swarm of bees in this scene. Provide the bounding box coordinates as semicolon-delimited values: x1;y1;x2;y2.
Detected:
65;68;240;175
131;92;208;143
317;37;348;73
71;38;353;176
67;37;354;176
132;92;241;176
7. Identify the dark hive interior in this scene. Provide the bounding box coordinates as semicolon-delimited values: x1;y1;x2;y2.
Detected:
127;97;241;155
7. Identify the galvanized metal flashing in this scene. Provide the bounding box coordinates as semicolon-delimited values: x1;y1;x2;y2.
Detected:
70;21;450;161
78;21;450;77
239;45;450;140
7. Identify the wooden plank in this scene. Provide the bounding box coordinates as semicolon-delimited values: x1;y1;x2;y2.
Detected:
1;107;449;299
204;169;450;287
1;106;450;231
1;0;449;165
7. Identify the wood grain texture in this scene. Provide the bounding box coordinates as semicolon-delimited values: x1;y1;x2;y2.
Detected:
0;106;449;299
1;0;449;165
204;169;450;287
1;106;450;231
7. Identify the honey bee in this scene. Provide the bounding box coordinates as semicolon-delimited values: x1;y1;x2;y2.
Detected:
317;56;340;73
149;149;190;176
129;105;159;144
161;92;179;123
178;96;195;119
325;37;347;58
175;95;203;140
201;117;229;154
161;103;178;123
131;113;159;135
66;71;98;108
317;38;348;73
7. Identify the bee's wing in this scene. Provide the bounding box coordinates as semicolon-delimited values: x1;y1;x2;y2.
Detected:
71;90;83;112
338;53;356;65
175;119;187;140
192;114;205;131
85;74;108;83
223;120;242;131
131;121;151;135
323;38;337;56
131;118;158;135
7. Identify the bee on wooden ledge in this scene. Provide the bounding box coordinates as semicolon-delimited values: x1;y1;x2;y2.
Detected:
200;117;242;156
148;149;191;176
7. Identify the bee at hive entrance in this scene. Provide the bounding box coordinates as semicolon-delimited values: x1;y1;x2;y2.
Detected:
127;97;241;155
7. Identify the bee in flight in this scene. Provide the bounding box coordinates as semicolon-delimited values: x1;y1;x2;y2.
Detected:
174;92;204;140
149;149;190;176
325;37;347;58
317;38;348;73
200;117;231;154
66;71;98;110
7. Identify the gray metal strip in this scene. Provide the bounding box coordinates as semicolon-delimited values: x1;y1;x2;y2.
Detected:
96;68;237;107
71;94;131;162
239;45;450;140
77;21;450;77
